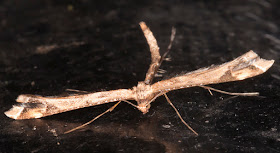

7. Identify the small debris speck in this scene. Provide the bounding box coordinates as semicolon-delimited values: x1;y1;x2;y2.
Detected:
162;124;171;128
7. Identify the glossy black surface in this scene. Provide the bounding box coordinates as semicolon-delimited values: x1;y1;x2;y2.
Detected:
0;0;279;152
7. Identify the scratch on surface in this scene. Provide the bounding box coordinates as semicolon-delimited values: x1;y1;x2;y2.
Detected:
264;34;280;45
269;49;279;56
254;0;271;8
36;41;85;54
271;74;280;80
245;13;278;32
253;130;280;141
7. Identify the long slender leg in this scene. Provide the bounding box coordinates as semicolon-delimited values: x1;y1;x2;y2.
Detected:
163;93;198;136
199;85;259;96
64;101;121;134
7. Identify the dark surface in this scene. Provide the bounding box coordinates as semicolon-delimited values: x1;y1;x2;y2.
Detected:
0;0;280;153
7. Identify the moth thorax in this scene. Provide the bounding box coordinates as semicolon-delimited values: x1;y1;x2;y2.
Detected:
134;82;152;100
134;81;153;114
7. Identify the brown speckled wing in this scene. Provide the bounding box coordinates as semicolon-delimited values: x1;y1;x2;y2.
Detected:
151;51;274;93
5;89;134;119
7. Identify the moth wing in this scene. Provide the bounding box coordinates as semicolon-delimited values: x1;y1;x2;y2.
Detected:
152;51;274;92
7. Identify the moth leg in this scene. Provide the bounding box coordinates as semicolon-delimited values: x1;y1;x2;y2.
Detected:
199;85;259;96
163;93;198;136
64;101;121;134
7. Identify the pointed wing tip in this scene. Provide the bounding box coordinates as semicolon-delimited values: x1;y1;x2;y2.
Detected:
4;104;46;120
255;58;274;73
232;51;274;80
244;50;274;72
4;105;24;119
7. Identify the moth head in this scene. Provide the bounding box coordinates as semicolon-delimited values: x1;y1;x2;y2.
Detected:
134;81;155;114
137;102;151;114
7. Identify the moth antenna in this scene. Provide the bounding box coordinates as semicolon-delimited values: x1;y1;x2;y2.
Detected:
145;92;166;108
163;93;198;136
123;100;138;108
199;85;259;96
64;101;121;134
